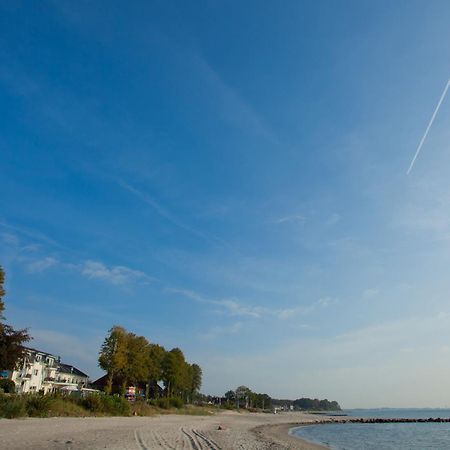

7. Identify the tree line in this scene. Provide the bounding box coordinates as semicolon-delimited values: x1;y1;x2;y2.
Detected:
98;326;202;402
271;396;341;411
223;385;272;409
293;397;341;411
220;384;341;411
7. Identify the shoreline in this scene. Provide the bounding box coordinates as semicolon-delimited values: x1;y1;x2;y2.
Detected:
254;422;330;449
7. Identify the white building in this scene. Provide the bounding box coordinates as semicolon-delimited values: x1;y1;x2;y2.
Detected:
8;347;89;394
55;363;90;390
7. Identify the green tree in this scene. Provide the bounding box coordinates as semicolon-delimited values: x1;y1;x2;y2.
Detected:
147;343;165;381
190;363;202;398
120;333;150;389
98;326;128;394
235;386;252;408
0;266;5;319
162;348;186;397
0;266;30;371
145;343;166;398
224;390;236;403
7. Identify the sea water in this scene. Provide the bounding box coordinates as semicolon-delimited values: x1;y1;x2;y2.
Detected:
290;409;450;449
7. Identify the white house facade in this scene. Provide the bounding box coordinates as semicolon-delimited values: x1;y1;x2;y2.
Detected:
7;347;89;394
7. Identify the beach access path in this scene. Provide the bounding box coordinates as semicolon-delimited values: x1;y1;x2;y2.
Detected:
0;410;330;450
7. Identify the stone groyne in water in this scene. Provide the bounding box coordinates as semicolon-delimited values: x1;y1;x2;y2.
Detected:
311;417;450;424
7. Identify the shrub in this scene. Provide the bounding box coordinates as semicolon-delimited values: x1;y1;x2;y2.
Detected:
154;396;184;409
101;395;130;416
169;397;184;408
80;394;103;412
25;394;52;417
79;394;130;416
130;399;157;416
156;397;170;409
0;395;27;418
0;392;132;419
0;379;15;394
48;397;87;417
222;403;235;410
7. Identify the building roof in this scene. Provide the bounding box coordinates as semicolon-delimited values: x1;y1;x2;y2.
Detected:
57;363;89;378
24;347;58;359
23;347;89;379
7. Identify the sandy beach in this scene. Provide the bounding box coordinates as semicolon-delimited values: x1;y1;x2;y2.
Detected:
0;411;330;449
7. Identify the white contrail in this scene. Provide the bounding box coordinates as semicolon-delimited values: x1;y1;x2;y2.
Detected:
407;77;450;174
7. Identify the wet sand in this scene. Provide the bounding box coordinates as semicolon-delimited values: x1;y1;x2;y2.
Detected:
0;411;330;449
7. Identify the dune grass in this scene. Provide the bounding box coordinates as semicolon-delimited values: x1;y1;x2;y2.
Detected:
0;393;216;419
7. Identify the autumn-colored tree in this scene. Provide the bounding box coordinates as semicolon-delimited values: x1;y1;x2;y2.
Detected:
120;333;150;390
98;325;202;402
162;347;187;397
98;326;128;394
147;343;165;381
189;363;202;399
0;266;31;371
0;267;5;319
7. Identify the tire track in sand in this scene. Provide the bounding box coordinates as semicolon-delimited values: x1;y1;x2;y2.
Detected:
134;430;149;450
192;429;221;450
181;428;202;450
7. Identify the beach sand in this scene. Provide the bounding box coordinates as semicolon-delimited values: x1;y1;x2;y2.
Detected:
0;410;330;449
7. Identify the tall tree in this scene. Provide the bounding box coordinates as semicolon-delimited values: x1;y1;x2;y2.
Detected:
0;266;5;319
147;343;165;381
190;363;202;399
98;326;128;394
224;390;236;403
162;347;186;397
121;333;150;389
0;266;31;371
235;385;252;408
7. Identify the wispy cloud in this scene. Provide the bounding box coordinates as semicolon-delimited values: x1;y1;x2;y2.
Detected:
275;214;306;225
200;322;243;340
26;257;58;273
216;299;265;318
80;260;153;286
192;53;275;140
276;297;336;319
167;288;335;320
1;232;19;245
0;220;62;249
118;180;171;222
118;180;228;248
362;288;379;300
1;221;156;287
165;288;263;318
326;213;341;226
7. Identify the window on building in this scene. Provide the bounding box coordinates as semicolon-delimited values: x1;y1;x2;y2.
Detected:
34;369;38;376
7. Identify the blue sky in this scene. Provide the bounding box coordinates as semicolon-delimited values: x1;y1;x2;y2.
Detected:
1;1;450;408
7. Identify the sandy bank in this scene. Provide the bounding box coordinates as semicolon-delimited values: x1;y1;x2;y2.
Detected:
0;410;331;449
